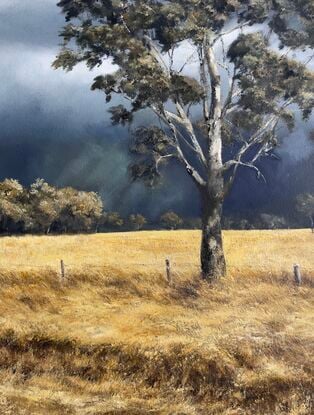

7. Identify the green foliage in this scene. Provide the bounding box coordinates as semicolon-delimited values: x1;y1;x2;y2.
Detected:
109;105;133;125
160;211;183;230
28;179;59;233
128;214;147;230
0;179;28;232
269;0;314;49
229;33;314;122
129;126;173;186
296;193;314;230
0;179;103;235
259;213;287;230
131;126;171;156
103;211;124;229
57;186;103;232
170;74;203;105
54;0;314;190
296;193;314;218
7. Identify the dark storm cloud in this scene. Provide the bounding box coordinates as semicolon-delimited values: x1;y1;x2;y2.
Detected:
0;1;313;220
0;0;62;47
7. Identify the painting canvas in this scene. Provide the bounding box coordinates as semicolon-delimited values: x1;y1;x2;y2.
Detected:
0;1;313;414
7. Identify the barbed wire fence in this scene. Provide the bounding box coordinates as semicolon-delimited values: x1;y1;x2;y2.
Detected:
0;256;309;286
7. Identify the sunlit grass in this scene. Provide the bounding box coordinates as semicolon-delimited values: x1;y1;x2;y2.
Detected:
0;229;312;274
0;230;312;414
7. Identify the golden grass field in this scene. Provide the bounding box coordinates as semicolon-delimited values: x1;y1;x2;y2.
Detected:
0;230;313;414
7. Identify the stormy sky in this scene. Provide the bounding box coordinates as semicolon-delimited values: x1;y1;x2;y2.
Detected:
0;0;313;221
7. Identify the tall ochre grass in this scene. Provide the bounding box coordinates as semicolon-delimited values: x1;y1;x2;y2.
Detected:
0;230;312;414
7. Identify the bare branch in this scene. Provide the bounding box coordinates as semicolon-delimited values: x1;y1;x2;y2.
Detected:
223;160;266;182
163;112;202;153
141;36;207;169
176;149;207;187
222;95;293;195
279;47;292;61
250;141;274;164
152;106;206;187
178;48;199;73
168;46;176;74
210;21;252;47
172;122;203;153
155;153;177;173
222;66;238;117
229;114;280;163
174;103;207;166
303;52;314;66
199;47;210;123
223;114;281;194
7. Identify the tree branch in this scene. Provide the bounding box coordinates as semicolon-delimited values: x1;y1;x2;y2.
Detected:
223;111;285;195
199;47;210;123
141;35;207;169
143;35;170;74
228;98;293;167
204;38;223;169
152;106;206;187
173;103;207;166
223;160;266;181
163;114;203;154
176;148;207;187
178;49;198;73
155;153;177;174
210;21;252;47
228;114;279;164
222;66;238;117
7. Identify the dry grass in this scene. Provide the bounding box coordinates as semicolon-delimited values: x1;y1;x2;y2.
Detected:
0;230;313;414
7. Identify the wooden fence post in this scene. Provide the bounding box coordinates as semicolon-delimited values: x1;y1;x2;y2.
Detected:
165;259;171;285
293;264;301;286
60;260;65;280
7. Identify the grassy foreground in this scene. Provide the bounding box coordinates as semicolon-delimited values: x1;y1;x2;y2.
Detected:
0;230;313;414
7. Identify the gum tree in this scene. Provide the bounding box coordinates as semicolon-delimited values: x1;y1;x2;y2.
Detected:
0;179;28;233
128;213;147;230
160;211;183;230
28;179;61;234
54;0;314;279
296;193;314;232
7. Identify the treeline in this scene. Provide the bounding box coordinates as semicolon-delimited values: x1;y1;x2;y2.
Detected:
0;179;103;234
0;179;313;235
0;179;189;235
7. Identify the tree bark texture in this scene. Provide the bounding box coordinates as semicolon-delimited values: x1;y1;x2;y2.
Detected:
200;186;226;280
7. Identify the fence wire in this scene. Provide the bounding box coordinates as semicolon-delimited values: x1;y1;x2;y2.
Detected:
0;261;312;273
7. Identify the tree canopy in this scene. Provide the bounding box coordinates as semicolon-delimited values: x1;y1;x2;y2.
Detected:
0;179;103;234
54;0;313;187
296;192;314;231
160;211;183;229
128;213;147;230
54;0;314;278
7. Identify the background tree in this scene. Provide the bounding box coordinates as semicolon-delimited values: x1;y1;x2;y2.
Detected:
101;211;124;231
296;193;314;232
160;211;183;230
0;179;28;233
0;179;104;235
184;217;202;230
28;179;61;234
221;216;234;230
259;213;286;230
235;218;251;231
54;0;314;279
128;213;147;231
57;187;103;233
